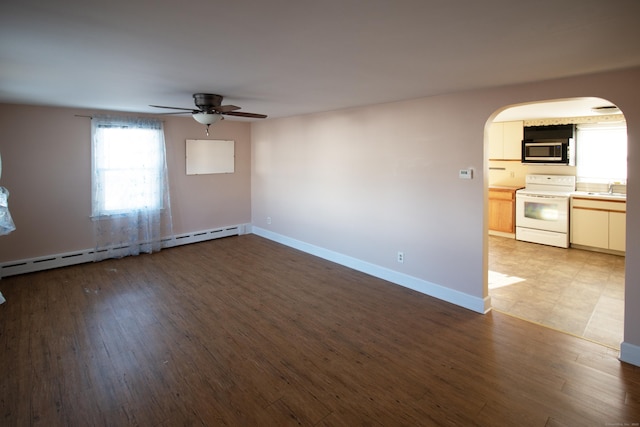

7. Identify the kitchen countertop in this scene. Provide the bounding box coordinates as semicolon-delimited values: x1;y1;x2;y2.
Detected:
572;191;627;201
489;185;524;191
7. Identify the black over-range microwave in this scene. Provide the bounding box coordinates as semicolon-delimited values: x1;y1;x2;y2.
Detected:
521;124;575;165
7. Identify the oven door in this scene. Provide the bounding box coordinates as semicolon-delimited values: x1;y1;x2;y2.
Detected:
515;193;569;233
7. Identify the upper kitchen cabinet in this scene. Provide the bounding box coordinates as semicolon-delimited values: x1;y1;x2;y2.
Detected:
488;121;523;160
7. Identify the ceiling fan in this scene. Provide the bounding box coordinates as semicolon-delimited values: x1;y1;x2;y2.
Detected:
150;93;267;135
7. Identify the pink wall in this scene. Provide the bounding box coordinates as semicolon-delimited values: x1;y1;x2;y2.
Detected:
251;67;640;363
1;67;639;364
0;104;252;261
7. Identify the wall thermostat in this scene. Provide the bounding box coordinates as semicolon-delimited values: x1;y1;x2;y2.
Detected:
459;168;473;179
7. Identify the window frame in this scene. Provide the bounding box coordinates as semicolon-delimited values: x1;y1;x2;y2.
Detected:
576;122;627;184
91;117;166;218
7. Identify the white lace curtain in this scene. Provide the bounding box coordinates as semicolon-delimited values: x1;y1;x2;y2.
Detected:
91;116;174;261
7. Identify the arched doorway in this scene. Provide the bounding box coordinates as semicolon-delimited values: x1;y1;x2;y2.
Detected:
486;97;627;349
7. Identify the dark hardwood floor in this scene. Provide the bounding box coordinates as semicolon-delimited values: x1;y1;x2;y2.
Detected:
1;235;639;426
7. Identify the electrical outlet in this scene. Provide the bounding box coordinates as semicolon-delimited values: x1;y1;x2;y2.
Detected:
397;251;404;263
266;216;272;225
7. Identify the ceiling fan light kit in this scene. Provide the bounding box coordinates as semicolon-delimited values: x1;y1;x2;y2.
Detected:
150;93;267;135
192;112;223;135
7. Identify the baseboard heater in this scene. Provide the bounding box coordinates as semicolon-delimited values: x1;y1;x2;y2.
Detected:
0;224;247;278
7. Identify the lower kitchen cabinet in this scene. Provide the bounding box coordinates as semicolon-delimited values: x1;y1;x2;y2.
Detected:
609;211;626;252
571;208;609;248
489;187;518;234
571;196;626;253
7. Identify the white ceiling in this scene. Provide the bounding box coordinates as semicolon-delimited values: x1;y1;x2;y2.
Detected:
494;97;622;122
1;0;640;120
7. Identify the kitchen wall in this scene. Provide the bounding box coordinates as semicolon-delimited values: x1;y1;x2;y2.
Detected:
251;67;640;365
487;113;623;188
0;104;252;262
489;161;577;187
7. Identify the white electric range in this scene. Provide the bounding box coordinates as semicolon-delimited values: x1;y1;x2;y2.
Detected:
515;174;576;248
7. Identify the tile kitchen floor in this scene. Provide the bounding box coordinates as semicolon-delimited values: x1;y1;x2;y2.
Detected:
489;235;625;349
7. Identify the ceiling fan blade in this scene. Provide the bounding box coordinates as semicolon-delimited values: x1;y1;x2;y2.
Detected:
149;104;196;112
211;105;241;113
223;111;268;119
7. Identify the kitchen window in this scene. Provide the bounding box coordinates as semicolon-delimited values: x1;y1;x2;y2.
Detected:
576;122;627;183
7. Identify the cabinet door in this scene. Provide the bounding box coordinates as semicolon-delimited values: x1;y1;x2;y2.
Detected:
571;208;609;248
488;123;504;160
502;121;523;160
609;211;626;252
489;191;514;233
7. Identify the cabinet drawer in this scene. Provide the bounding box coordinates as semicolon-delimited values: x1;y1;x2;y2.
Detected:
572;197;626;212
489;190;514;201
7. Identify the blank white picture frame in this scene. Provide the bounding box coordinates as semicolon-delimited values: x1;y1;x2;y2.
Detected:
186;139;235;175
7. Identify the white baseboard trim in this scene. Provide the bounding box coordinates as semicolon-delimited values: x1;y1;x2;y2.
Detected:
620;342;640;367
0;223;249;278
251;226;490;314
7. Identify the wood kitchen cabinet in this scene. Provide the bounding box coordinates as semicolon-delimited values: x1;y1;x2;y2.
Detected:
571;196;626;253
488;187;519;234
488;121;524;160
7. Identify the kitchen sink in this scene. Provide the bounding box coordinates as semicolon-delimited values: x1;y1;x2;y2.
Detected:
586;192;626;198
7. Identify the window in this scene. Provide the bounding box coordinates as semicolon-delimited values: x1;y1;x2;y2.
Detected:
92;117;166;216
576;123;627;183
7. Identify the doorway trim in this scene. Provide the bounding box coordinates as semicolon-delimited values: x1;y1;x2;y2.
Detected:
484;96;628;353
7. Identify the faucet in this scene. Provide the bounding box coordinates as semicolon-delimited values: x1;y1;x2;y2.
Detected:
608;182;614;194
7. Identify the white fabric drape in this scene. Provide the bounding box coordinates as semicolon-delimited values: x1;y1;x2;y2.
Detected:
91;116;174;261
0;152;16;236
0;186;15;236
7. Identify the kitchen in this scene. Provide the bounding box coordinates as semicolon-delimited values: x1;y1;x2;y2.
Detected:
487;97;627;349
